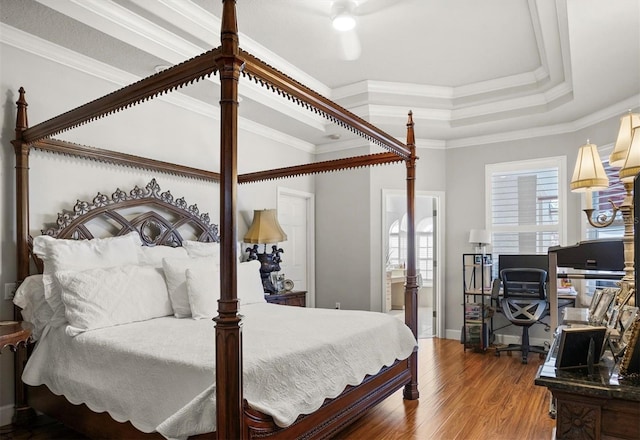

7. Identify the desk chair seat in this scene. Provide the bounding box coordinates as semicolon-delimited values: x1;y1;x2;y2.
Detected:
495;268;548;364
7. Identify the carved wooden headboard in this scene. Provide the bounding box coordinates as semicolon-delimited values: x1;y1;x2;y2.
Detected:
29;178;220;273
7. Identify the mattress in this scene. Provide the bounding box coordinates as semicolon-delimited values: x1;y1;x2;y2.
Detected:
22;302;417;439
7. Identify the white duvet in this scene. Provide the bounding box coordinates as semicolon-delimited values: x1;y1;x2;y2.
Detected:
23;303;417;439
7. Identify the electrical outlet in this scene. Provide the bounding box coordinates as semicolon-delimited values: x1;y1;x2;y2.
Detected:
335;302;341;309
4;283;16;300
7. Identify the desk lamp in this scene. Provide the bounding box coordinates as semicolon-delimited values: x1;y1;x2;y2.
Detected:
469;229;491;255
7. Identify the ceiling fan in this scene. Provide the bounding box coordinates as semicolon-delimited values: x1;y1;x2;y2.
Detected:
309;0;400;61
331;0;361;60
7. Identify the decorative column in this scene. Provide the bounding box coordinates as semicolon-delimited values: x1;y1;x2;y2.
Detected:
403;111;419;400
215;0;244;438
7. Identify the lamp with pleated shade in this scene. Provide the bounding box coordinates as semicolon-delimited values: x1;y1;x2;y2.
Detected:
244;209;287;294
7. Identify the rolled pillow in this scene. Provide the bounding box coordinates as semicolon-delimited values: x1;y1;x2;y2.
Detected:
13;274;52;341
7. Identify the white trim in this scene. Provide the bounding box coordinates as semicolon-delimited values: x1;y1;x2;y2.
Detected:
0;403;13;428
277;187;315;308
485;155;568;247
0;23;316;153
381;190;445;338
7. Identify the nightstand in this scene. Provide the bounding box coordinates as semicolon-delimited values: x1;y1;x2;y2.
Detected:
0;321;32;353
265;290;307;307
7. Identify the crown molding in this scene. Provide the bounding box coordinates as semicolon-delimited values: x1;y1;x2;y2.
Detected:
447;94;640;149
0;23;315;154
33;0;328;132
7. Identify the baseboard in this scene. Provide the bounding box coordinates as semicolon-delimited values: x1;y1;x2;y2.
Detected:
0;402;14;427
445;328;550;348
493;333;550;347
445;328;461;341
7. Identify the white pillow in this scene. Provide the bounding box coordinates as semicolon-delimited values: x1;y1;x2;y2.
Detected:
56;265;172;336
182;241;220;260
162;256;218;318
13;274;53;341
185;266;220;320
33;231;142;328
138;245;188;267
182;240;244;262
237;260;267;305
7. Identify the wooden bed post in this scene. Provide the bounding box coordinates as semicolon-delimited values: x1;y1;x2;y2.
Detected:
403;111;419;400
215;0;244;438
11;87;36;424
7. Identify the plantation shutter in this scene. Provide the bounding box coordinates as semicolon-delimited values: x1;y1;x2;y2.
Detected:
487;158;566;261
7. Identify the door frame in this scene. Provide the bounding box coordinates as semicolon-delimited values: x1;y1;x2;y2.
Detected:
381;189;445;337
277;187;316;307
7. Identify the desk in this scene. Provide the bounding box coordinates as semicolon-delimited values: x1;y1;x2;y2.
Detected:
535;343;640;439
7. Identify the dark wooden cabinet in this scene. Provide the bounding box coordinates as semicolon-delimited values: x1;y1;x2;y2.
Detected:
265;291;306;307
535;341;640;440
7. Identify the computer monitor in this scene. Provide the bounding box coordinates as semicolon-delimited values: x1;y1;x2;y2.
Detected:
497;254;549;281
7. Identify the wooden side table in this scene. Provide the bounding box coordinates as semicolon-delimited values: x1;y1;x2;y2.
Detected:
0;321;32;353
265;290;307;307
1;321;35;425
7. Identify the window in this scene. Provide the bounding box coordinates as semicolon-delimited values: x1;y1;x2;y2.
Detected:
486;157;567;267
388;215;433;282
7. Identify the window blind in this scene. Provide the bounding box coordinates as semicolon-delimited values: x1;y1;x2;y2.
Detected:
487;158;565;260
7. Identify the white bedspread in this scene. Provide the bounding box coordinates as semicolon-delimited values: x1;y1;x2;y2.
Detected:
23;303;417;439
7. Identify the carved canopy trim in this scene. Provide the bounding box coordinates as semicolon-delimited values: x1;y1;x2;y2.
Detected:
33;138;221;183
41;178;220;246
21;47;222;144
238;49;411;160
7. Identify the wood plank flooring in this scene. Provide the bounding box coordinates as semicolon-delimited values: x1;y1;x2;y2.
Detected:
1;338;555;439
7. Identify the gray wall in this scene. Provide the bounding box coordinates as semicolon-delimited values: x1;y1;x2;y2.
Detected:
444;115;624;341
1;28;635;423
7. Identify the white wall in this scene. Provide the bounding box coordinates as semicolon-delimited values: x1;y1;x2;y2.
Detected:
0;40;313;423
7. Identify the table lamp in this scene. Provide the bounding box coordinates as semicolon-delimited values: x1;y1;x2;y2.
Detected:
244;209;288;294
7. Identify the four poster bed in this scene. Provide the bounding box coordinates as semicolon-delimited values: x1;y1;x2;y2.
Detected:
11;1;420;439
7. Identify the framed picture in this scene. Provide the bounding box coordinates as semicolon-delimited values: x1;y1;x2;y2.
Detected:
590;288;617;326
474;255;482;264
620;306;639;332
620;315;640;377
555;326;607;369
588;289;603;316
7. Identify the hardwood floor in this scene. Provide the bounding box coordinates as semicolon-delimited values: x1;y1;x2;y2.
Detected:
1;338;555;439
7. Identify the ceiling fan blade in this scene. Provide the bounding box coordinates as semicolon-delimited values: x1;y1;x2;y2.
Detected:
338;29;361;60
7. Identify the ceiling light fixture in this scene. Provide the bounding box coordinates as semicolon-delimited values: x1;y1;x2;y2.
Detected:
332;1;357;32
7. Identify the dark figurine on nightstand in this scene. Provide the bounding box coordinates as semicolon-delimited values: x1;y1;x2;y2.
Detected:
246;244;284;294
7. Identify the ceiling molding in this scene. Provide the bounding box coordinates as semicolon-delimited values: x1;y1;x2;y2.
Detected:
33;0;329;133
0;23;315;154
447;94;640;149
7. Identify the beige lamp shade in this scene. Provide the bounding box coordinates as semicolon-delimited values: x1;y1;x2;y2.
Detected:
243;209;287;244
570;142;609;192
609;112;640;167
618;124;640;182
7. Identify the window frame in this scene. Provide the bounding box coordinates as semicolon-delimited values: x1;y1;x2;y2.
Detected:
485;156;568;258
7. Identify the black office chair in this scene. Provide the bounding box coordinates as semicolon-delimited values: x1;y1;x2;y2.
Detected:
495;268;548;364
